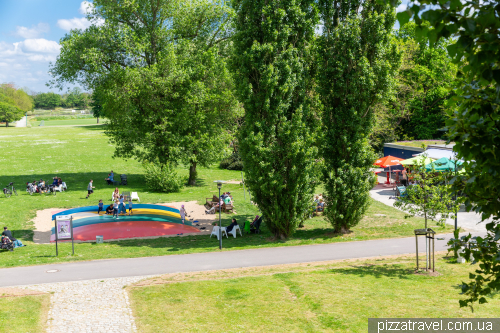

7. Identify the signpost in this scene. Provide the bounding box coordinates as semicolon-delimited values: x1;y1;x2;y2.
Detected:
55;215;74;256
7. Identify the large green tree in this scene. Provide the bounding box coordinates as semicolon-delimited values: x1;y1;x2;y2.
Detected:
232;0;320;239
317;0;399;234
0;84;32;126
393;0;500;309
49;0;238;185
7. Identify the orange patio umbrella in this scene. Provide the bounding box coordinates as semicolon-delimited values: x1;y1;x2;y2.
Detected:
373;156;404;184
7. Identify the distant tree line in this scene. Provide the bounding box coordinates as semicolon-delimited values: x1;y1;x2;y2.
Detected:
32;87;91;109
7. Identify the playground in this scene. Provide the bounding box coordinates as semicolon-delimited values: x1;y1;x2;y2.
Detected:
32;201;211;244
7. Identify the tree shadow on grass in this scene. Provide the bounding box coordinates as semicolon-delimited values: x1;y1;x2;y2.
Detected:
329;264;413;280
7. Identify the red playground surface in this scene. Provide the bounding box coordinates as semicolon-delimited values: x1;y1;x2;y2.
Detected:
52;220;200;242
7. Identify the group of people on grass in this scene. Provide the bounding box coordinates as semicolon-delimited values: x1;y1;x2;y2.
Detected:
205;192;233;214
28;177;64;194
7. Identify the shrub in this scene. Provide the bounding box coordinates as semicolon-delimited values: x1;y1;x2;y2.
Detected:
143;162;184;193
219;152;243;171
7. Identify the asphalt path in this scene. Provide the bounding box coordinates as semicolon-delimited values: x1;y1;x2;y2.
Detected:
0;231;484;287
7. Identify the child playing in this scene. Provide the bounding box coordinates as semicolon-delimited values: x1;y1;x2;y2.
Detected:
119;195;127;215
128;199;133;215
113;200;119;219
85;179;95;199
98;199;103;215
180;204;186;224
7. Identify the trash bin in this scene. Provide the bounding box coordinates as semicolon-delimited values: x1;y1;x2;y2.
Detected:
96;235;104;244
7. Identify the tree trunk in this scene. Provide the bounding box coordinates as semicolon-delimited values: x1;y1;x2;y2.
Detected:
97;117;99;124
188;162;197;186
5;122;8;127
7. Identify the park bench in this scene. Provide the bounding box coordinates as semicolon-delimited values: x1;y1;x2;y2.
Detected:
205;195;219;208
223;203;234;213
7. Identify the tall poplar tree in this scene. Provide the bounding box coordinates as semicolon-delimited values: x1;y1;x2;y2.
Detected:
317;0;399;233
232;0;320;239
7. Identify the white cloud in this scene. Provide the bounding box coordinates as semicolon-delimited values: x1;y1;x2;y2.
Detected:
79;1;93;15
16;39;61;54
13;23;50;39
396;4;407;12
57;17;92;31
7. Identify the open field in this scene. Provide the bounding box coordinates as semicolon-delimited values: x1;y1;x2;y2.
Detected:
129;254;500;332
0;125;451;268
0;294;49;332
30;118;102;126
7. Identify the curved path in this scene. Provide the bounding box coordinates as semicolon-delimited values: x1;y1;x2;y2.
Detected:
0;230;484;287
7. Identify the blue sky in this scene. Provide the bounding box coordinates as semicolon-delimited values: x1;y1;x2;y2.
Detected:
0;0;95;93
0;0;409;94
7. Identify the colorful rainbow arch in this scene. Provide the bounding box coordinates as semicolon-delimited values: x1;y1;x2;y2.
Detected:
50;204;200;242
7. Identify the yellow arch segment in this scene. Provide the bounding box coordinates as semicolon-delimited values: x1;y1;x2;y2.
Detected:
75;209;181;219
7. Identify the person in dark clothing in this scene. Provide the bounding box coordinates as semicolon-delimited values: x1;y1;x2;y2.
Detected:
226;218;238;233
2;226;16;241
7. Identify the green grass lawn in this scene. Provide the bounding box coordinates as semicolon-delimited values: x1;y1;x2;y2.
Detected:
30;118;102;126
0;125;451;268
0;294;49;332
129;255;500;333
389;140;446;148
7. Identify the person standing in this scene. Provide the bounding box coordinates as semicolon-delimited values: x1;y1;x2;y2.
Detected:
113;200;119;218
119;195;127;215
128;198;133;216
86;180;95;199
98;199;104;215
179;205;186;224
401;168;408;186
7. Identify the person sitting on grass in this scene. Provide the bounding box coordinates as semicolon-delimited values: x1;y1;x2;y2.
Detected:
105;205;113;215
105;172;115;185
226;218;238;233
1;235;13;251
2;227;24;248
205;199;223;214
316;199;325;213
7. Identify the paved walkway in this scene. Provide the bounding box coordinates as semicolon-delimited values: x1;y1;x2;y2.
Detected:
22;276;151;333
370;184;490;232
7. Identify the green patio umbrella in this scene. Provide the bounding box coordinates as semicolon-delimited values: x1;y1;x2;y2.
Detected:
400;156;434;166
425;157;463;171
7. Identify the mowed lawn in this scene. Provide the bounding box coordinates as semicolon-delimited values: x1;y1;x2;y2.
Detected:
129;256;500;333
0;294;49;332
30;118;103;126
0;126;451;268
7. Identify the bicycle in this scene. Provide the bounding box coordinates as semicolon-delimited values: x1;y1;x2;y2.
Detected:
3;182;17;198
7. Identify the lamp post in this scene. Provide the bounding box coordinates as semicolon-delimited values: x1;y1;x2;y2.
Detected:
214;180;226;249
25;112;27;127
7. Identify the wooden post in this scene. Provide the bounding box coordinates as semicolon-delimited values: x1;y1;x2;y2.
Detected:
432;234;435;272
70;216;74;256
54;218;58;256
415;234;419;271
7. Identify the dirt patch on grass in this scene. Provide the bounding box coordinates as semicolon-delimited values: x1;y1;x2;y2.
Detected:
0;287;47;298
